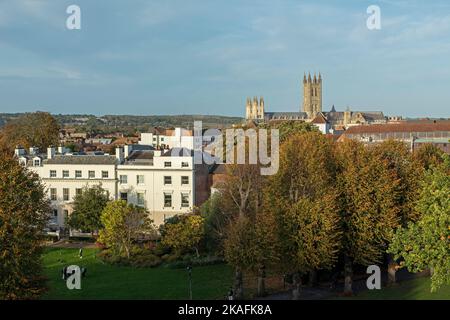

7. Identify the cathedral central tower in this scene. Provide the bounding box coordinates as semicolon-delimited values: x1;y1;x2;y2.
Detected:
302;72;322;119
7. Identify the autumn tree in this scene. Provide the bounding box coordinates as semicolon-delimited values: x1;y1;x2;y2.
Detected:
388;154;450;292
161;213;205;258
0;149;50;299
67;184;109;234
259;120;318;143
335;139;400;295
98;200;156;259
265;132;341;299
0;112;60;152
371;140;423;284
414;143;445;171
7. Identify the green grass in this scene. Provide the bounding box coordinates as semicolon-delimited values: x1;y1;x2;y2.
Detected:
338;277;450;300
42;248;233;300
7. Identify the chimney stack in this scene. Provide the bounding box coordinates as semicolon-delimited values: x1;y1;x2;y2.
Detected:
47;147;55;160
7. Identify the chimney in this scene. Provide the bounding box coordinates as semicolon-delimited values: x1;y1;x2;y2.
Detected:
47;147;55;160
116;147;124;163
14;145;25;157
29;146;39;155
124;145;132;159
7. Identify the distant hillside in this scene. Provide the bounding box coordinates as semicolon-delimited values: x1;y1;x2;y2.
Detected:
0;113;243;134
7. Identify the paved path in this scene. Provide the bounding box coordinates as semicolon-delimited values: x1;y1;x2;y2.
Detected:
47;239;98;249
261;269;429;300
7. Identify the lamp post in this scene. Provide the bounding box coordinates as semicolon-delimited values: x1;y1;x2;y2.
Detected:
187;266;192;300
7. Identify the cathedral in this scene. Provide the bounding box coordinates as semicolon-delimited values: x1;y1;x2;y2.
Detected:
245;73;386;132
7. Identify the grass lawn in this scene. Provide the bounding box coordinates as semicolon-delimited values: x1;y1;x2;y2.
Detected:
41;248;233;300
337;277;450;300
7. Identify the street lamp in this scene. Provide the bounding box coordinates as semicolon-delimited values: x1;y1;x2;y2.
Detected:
187;266;192;300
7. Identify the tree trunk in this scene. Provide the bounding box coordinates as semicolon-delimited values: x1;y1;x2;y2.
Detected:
308;270;318;287
292;272;302;300
344;256;353;295
257;267;266;297
233;268;244;300
387;254;397;286
429;266;434;276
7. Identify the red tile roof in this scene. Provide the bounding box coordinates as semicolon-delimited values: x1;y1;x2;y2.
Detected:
343;121;450;135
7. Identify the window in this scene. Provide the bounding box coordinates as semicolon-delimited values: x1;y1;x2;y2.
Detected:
50;170;57;178
34;159;41;166
50;188;57;201
164;176;172;185
88;171;95;179
75;188;82;196
63;188;69;201
181;176;189;185
52;209;58;223
63;170;69;178
102;171;109;179
75;170;82;178
137;175;145;184
164;193;172;208
119;175;128;184
181;193;189;208
137;193;145;207
164;161;171;168
120;192;128;202
181;162;189;168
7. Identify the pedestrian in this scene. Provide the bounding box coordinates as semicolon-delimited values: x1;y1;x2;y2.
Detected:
79;247;83;259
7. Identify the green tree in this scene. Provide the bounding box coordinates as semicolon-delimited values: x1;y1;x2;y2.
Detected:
161;213;205;258
335;139;400;295
0;150;50;299
0;112;60;152
388;155;450;292
67;184;109;234
98;200;155;259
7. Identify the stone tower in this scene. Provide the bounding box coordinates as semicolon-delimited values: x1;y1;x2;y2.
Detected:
302;72;322;119
245;96;265;120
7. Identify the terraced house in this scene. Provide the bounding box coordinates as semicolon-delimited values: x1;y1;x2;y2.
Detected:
15;140;211;233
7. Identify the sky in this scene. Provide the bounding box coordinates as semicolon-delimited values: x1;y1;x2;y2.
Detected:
0;0;449;118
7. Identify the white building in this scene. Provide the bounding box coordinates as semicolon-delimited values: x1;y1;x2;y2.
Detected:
139;128;194;149
16;143;210;231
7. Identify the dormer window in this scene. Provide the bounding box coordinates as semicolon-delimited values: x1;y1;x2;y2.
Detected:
33;158;41;166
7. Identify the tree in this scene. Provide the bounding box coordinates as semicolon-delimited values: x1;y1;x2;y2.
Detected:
414;143;445;171
67;184;109;234
335;139;400;295
217;159;269;298
0;149;50;299
388;155;450;292
259;120;318;143
161;213;205;258
0;112;60;152
265;132;341;298
371;140;423;284
98;200;156;259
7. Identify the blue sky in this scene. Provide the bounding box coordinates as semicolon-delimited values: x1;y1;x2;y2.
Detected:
0;0;449;118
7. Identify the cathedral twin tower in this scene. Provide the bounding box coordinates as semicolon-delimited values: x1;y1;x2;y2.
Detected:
245;72;322;121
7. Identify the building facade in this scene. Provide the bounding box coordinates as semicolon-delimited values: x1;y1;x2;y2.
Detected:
16;142;210;231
